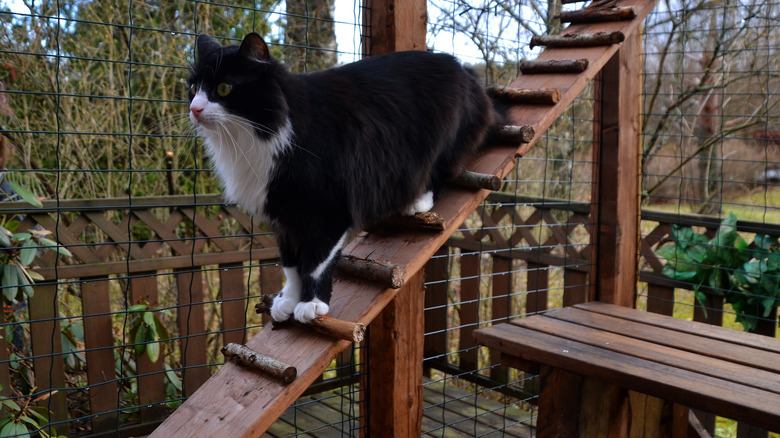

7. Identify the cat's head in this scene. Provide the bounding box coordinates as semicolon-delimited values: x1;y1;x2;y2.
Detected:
188;33;289;138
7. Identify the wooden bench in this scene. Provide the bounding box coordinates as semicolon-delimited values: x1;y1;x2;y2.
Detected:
474;301;780;437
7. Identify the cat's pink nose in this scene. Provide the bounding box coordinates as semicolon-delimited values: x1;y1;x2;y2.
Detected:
190;105;204;120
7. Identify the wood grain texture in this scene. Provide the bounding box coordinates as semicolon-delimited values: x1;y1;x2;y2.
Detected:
474;304;780;432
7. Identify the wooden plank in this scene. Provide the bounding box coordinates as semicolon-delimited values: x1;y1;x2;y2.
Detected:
473;323;780;432
129;273;167;422
525;262;549;314
423;246;449;371
645;283;675;316
576;301;780;354
28;283;69;434
220;263;248;346
81;277;119;432
590;29;641;307
458;251;480;372
490;256;512;381
510;315;780;395
175;268;210;396
547;306;780;373
364;270;425;436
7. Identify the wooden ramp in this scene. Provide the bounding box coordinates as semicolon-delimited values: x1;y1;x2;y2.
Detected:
150;0;659;435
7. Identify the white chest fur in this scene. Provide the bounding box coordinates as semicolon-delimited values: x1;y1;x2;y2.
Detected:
190;90;292;218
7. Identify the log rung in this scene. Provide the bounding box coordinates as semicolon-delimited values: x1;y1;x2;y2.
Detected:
221;343;297;384
519;59;589;74
556;7;637;24
453;170;502;191
529;31;625;49
255;295;367;343
497;124;535;143
369;210;446;233
487;86;560;105
336;255;405;289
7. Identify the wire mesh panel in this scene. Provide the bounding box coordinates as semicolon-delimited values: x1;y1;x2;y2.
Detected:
638;0;780;436
0;0;364;436
423;0;599;435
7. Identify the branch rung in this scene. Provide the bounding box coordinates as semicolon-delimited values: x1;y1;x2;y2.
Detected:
453;171;502;191
336;255;406;289
556;7;637;23
530;31;625;49
497;125;535;144
519;59;589;74
487;86;561;105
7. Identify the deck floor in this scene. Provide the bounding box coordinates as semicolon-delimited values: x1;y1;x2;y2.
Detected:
264;379;536;437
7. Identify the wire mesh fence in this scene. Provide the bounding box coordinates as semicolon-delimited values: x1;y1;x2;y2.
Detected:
0;0;778;436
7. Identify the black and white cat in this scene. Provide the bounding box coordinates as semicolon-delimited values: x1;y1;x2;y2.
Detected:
188;33;494;323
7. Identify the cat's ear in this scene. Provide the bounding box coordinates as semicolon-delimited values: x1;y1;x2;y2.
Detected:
239;33;271;62
196;34;222;59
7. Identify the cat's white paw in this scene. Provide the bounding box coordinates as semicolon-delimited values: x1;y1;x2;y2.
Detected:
270;294;298;322
404;191;434;216
293;298;330;324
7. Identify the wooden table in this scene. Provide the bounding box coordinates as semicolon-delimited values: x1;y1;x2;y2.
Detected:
474;301;780;437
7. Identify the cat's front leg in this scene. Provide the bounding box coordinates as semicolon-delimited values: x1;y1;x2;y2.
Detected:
270;266;302;322
292;231;349;323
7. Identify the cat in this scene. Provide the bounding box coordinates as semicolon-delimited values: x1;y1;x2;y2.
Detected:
188;33;494;323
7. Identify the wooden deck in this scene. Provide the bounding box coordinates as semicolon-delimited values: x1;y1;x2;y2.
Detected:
264;380;536;437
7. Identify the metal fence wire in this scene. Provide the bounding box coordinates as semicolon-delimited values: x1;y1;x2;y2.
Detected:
0;0;778;437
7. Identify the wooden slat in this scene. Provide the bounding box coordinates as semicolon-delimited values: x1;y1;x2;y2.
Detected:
576;302;780;354
510;315;780;395
81;277;119;432
175;268;210;396
129;273;167;422
547;306;780;373
525;262;549;314
458;252;480;372
28;283;69;434
423;246;450;370
473;323;780;432
220;263;248;346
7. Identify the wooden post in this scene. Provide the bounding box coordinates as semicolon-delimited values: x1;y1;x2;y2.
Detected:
591;29;641;308
365;270;425;436
360;0;427;435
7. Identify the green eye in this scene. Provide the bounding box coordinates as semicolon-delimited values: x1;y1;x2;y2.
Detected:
189;83;198;95
217;83;232;97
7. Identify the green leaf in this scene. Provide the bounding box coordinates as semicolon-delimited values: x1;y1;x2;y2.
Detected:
0;225;11;247
7;181;42;208
18;415;40;429
37;238;72;258
2;398;21;412
154;316;171;341
146;341;160;363
143;311;155;329
165;364;182;391
127;304;148;313
2;264;20;301
19;240;37;266
25;270;43;282
0;421;31;437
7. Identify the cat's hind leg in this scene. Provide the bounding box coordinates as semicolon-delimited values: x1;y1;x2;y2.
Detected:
403;190;434;216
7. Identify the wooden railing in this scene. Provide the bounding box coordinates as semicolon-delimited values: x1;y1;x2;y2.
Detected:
0;195;282;436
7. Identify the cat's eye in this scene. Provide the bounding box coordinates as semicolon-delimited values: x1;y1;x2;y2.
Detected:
189;83;198;95
217;83;232;97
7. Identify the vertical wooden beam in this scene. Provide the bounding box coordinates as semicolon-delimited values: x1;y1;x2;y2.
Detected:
423;246;449;373
129;274;167;422
81;277;119;432
362;0;427;55
28;283;68;434
458;252;480;372
365;270;425;436
175;268;209;396
219;263;248;346
591;30;642;308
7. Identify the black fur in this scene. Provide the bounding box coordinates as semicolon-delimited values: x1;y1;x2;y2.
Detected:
188;33;493;321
